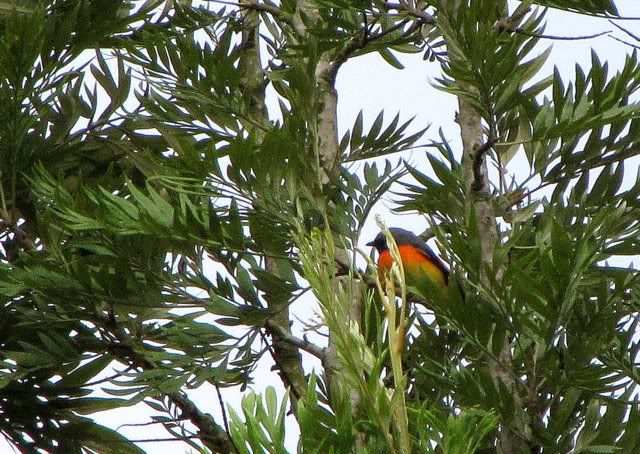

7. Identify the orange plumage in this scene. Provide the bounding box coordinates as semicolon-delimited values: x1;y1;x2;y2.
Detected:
378;245;447;288
368;228;448;290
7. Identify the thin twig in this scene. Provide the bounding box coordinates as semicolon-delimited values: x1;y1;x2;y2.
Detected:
494;17;611;41
554;11;640;21
83;365;136;388
216;386;239;454
103;436;202;443
515;28;611;41
609;20;640;42
611;35;640;49
322;7;431;86
117;417;189;430
323;19;410;85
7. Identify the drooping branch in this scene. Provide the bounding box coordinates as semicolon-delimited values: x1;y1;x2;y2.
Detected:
322;18;415;86
102;321;235;453
321;5;432;99
494;8;610;40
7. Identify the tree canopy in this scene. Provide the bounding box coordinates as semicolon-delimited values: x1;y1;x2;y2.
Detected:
0;0;638;453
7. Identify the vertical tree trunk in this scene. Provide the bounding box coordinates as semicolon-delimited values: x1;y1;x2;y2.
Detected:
238;8;307;403
458;95;528;452
450;2;530;452
294;1;365;444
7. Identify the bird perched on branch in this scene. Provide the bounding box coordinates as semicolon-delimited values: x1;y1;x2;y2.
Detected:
367;227;449;290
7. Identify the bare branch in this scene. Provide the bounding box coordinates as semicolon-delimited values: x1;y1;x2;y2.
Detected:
611;35;640;50
215;386;238;453
609;20;640;50
515;27;610;41
323;15;427;87
322;19;406;90
105;436;203;443
494;17;610;41
265;320;326;359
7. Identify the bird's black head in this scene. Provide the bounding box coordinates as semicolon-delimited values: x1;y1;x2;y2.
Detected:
366;228;418;253
366;231;387;252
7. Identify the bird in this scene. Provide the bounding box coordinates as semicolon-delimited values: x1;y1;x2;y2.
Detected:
367;227;449;290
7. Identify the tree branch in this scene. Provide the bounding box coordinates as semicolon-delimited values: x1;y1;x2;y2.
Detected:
611;35;640;50
514;27;610;41
610;20;640;43
209;0;285;19
237;3;308;409
265;320;326;360
448;2;531;450
167;391;235;453
101;322;234;453
383;2;435;25
495;15;610;41
237;1;283;18
323;13;429;87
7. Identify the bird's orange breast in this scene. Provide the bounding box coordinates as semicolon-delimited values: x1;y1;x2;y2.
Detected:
378;245;447;288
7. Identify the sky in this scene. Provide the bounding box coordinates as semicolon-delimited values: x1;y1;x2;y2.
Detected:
3;2;639;453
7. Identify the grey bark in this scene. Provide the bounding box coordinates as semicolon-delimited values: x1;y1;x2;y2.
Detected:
458;94;529;453
237;7;307;403
294;1;365;446
449;2;530;452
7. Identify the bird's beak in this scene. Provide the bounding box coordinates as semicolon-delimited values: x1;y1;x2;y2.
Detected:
366;240;375;247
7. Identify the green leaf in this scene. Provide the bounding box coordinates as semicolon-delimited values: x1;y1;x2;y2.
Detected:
66;397;134;415
236;264;258;303
61;421;145;454
56;355;113;389
378;47;404;69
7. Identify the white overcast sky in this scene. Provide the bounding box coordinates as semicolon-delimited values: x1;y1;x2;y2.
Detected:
3;2;639;453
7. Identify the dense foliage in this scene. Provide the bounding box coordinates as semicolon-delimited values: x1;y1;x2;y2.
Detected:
0;0;637;452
